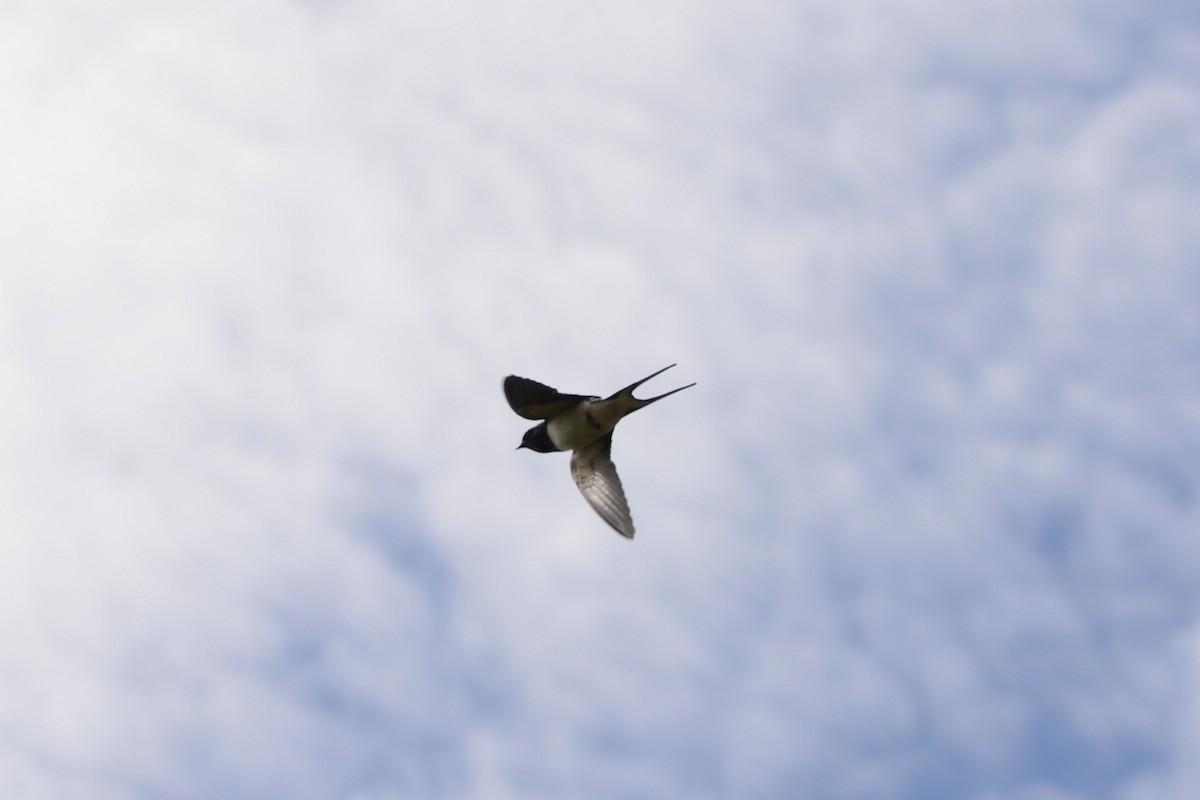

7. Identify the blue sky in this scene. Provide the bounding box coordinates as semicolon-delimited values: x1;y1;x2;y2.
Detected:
2;1;1198;798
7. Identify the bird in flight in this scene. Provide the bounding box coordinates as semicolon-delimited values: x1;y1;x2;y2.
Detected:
504;364;695;539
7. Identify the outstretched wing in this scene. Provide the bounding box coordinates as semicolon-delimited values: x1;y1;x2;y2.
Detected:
504;375;591;420
569;433;635;539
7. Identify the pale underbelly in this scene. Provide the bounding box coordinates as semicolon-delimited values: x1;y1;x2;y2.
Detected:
547;404;612;450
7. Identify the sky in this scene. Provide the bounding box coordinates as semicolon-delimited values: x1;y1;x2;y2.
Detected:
1;1;1199;798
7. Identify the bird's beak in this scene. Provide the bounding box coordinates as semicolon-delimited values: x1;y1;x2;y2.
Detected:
516;443;527;450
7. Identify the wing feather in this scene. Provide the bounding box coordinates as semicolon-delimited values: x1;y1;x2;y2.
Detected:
504;375;591;420
569;433;635;539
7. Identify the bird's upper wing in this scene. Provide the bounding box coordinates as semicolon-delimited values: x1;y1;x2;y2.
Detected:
569;432;635;539
504;375;592;420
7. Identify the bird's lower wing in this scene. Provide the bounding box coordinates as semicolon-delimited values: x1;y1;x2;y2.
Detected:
569;433;635;539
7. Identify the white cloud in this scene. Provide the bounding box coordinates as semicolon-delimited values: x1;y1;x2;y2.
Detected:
1;1;1198;798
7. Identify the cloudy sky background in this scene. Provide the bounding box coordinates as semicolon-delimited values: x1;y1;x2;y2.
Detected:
2;1;1199;797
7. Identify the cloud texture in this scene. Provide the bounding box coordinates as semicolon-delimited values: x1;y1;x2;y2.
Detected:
2;1;1199;798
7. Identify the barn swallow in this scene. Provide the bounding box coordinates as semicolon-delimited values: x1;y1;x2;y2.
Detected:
504;364;695;539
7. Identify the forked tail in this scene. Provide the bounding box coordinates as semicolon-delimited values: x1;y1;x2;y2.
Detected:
605;363;696;413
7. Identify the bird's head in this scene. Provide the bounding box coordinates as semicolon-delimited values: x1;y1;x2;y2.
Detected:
517;423;557;453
